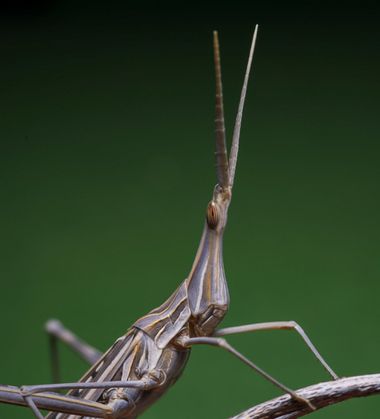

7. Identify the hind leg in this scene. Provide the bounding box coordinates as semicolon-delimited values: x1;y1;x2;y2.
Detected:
45;319;103;383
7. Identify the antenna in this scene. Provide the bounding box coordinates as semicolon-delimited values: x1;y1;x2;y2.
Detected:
213;31;229;188
229;25;259;186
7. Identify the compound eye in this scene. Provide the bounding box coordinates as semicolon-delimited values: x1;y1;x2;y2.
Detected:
206;201;219;229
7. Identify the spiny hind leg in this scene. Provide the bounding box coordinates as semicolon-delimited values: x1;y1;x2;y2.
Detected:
214;321;338;379
182;336;315;411
0;384;113;419
17;371;165;418
45;319;103;383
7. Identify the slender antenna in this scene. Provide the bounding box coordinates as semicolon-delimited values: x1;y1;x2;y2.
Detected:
213;31;229;188
229;25;259;187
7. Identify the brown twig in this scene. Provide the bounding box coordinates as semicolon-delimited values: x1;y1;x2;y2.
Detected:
230;373;380;419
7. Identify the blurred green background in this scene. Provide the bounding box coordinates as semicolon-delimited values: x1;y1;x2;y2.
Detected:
0;1;379;418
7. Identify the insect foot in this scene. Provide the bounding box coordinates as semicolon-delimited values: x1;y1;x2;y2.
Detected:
289;391;316;412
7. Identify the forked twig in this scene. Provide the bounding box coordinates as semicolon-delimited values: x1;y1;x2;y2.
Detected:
231;373;380;418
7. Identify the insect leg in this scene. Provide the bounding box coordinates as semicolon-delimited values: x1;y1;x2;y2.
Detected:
21;376;160;396
45;319;103;382
22;395;44;419
214;321;338;379
0;384;113;418
15;370;166;419
183;336;315;411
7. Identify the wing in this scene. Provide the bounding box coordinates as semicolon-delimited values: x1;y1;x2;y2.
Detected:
133;281;191;349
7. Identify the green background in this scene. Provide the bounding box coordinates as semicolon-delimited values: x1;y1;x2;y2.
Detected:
1;1;379;418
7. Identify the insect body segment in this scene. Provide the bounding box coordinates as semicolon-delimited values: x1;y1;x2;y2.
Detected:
134;283;191;349
46;328;190;419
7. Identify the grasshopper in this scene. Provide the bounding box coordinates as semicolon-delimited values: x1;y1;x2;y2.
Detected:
0;26;338;418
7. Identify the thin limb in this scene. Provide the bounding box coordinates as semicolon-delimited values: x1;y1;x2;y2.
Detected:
16;375;162;419
214;321;338;380
183;336;315;411
21;376;160;396
230;373;380;418
45;319;103;382
23;395;44;419
0;385;113;418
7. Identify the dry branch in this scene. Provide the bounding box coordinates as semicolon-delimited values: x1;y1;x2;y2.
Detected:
230;373;380;419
